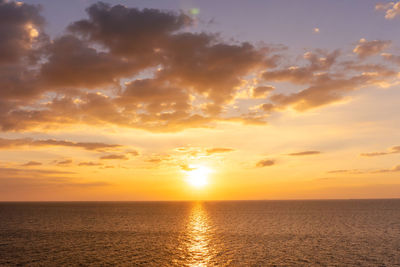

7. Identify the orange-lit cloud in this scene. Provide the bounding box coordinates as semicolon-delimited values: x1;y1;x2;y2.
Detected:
360;145;400;157
0;166;73;177
252;86;275;98
0;137;121;151
1;0;400;201
100;154;129;160
0;2;398;133
21;161;42;167
376;1;400;19
262;49;397;111
55;159;73;166
381;53;400;65
288;151;321;156
78;161;103;167
256;159;275;167
353;38;391;59
328;163;400;175
206;147;234;154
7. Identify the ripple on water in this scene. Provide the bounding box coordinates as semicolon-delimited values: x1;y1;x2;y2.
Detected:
0;200;400;266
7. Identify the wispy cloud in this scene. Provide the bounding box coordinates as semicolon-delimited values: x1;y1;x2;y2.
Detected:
360;145;400;157
78;161;103;166
0;167;74;177
21;161;42;167
100;154;128;160
206;147;234;155
328;164;400;174
0;137;121;151
256;159;275;168
55;159;73;166
327;169;363;174
288;151;321;156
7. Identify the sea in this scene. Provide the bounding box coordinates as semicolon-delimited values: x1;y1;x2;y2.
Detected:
0;199;399;266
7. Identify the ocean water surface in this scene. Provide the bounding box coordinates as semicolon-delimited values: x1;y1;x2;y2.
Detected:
0;200;400;266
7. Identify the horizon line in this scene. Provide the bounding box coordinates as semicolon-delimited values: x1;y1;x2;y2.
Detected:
1;198;399;203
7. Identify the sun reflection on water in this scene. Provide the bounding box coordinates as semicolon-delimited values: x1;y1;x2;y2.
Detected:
186;202;212;267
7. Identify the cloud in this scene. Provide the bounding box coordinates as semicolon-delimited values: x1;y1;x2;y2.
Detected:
78;161;103;166
0;2;275;132
373;164;400;173
327;169;363;174
263;50;340;84
180;164;195;171
206;147;234;154
67;2;271;117
68;2;191;56
288;151;321;156
0;176;110;197
381;53;400;65
100;154;128;160
145;154;171;164
0;2;398;133
252;86;274;98
0;166;73;178
55;159;72;166
376;1;400;19
256;159;275;167
328;163;400;174
0;137;121;151
40;35;139;88
269;73;379;111
61;181;111;188
262;48;397;111
360;145;400;157
0;0;45;64
126;150;139;156
21;161;42;167
353;38;391;59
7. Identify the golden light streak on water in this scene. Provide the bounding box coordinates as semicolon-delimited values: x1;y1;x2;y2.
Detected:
186;202;212;267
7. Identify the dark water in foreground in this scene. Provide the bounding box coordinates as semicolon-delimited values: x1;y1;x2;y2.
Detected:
0;200;400;266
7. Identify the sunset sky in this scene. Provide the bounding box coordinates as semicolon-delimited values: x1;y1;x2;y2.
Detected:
1;0;400;201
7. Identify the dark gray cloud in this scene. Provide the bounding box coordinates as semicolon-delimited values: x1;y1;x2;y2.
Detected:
0;0;45;64
40;35;139;88
68;2;191;56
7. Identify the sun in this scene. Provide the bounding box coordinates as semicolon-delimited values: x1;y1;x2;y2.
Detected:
185;165;212;188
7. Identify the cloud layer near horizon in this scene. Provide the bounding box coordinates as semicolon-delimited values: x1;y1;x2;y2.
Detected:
0;0;398;133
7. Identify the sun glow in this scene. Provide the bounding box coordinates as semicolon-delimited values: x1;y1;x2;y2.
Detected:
185;165;212;188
